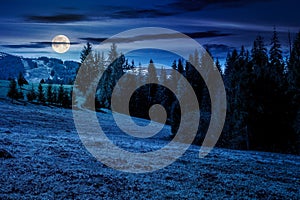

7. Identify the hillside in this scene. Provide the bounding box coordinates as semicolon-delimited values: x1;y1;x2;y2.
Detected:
0;100;299;199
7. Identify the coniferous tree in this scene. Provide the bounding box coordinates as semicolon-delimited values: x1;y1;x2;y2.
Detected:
146;59;158;104
62;89;71;108
287;31;300;153
26;84;37;102
37;83;45;103
270;27;284;79
108;43;118;64
58;84;64;107
177;59;184;74
52;87;58;105
46;84;53;104
215;58;223;75
7;79;18;102
17;72;28;88
80;42;92;64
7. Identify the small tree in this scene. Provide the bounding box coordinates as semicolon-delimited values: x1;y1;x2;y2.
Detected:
38;83;45;103
46;84;53;104
17;72;28;88
58;84;64;107
52;87;58;105
26;84;37;102
62;89;71;108
7;79;18;102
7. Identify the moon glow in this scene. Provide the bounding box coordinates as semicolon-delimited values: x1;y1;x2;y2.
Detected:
52;35;70;53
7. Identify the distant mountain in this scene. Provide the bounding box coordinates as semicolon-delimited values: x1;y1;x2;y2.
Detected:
0;52;80;84
0;52;175;85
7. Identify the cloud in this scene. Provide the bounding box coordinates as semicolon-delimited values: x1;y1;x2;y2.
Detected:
110;8;177;19
2;41;79;49
167;0;271;12
80;31;233;44
26;14;87;23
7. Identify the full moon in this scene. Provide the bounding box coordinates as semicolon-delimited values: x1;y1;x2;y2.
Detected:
52;35;70;53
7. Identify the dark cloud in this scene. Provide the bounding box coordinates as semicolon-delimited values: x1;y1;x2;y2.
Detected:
111;8;177;19
185;31;232;38
168;0;271;12
2;41;79;49
26;14;87;23
80;31;233;44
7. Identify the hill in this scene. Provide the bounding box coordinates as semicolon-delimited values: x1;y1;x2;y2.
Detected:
0;52;80;84
0;100;299;199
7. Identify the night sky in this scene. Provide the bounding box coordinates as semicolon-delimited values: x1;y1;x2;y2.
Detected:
0;0;299;65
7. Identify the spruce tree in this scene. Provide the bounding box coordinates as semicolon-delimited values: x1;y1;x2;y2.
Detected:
26;84;37;102
108;43;118;64
287;31;300;153
46;84;53;104
80;42;92;64
58;84;64;107
147;59;158;104
17;72;28;88
7;79;18;102
269;27;284;79
37;83;45;103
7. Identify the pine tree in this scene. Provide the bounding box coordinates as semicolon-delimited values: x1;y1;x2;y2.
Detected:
58;84;64;107
287;31;300;153
147;59;158;104
7;79;18;102
251;35;268;75
223;47;253;149
26;84;37;102
177;58;184;74
170;60;178;82
269;27;284;78
62;89;71;108
52;87;58;105
108;43;118;64
46;84;53;104
215;58;222;75
37;83;45;103
80;42;92;64
17;72;28;88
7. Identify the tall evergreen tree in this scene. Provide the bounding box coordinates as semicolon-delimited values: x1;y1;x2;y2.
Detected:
108;43;119;64
146;59;158;104
80;42;92;64
269;27;284;83
287;31;300;153
251;35;268;75
177;59;184;74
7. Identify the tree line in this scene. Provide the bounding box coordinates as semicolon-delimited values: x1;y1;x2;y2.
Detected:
7;77;72;108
